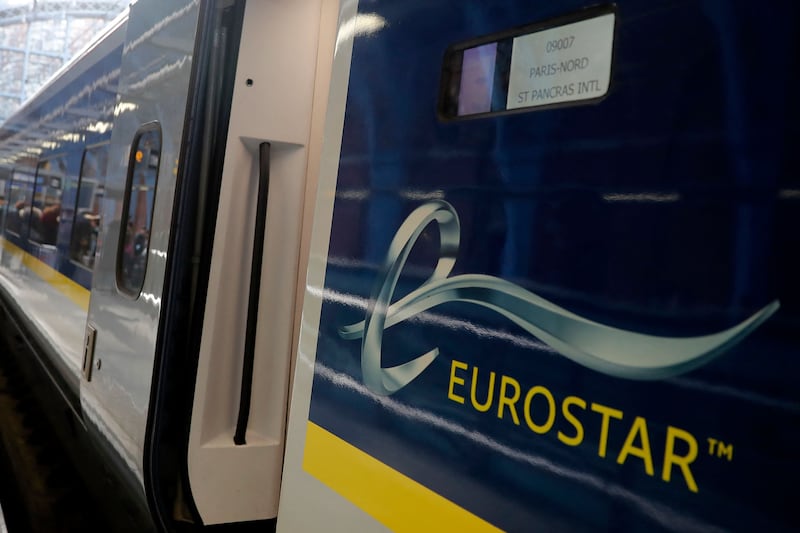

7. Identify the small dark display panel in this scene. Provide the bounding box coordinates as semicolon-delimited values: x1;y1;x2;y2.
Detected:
439;6;616;120
456;42;498;115
441;40;512;118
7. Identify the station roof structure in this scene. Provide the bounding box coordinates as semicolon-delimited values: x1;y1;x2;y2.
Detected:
0;0;128;123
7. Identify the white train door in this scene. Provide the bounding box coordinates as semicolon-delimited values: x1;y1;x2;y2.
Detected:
183;0;339;526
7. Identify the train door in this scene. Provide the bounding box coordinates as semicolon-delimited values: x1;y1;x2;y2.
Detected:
78;0;207;526
183;0;338;526
278;1;799;531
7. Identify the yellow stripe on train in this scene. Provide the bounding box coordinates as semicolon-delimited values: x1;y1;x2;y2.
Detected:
0;237;90;311
303;421;501;532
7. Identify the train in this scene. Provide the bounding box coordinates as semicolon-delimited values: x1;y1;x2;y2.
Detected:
0;0;797;531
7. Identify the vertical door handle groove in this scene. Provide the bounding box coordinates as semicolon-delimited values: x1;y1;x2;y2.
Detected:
234;141;271;445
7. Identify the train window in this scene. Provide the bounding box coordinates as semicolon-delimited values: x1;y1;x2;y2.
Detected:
0;169;8;231
70;143;108;269
117;122;161;297
30;156;67;245
4;168;36;238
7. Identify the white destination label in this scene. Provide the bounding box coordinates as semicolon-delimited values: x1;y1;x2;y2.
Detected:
506;13;615;110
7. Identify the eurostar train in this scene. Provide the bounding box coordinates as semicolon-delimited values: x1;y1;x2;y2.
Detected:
0;0;797;531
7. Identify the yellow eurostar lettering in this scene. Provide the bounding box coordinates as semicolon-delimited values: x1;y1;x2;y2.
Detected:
469;365;495;412
557;395;586;446
443;360;707;495
616;416;654;476
523;385;555;434
448;360;468;404
717;441;733;461
497;375;521;425
590;402;623;458
662;425;699;493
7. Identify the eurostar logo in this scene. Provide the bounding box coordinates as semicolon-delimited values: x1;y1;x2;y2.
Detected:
340;200;779;396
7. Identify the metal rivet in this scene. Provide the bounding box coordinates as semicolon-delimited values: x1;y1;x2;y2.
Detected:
246;78;254;86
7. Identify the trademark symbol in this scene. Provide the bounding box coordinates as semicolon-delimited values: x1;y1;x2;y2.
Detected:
706;438;733;461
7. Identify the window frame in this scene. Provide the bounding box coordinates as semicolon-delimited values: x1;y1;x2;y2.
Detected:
0;168;10;234
4;165;38;240
115;121;162;298
29;154;67;246
69;141;109;270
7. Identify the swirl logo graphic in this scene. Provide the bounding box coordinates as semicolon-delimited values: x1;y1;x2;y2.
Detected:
339;200;779;396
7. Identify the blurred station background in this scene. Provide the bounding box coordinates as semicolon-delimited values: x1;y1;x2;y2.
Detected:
0;0;128;122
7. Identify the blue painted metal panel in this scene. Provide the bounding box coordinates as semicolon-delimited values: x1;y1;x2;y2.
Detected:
308;1;799;531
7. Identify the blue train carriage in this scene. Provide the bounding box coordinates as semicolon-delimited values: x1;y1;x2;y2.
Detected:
0;0;796;532
277;1;799;532
0;12;123;417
